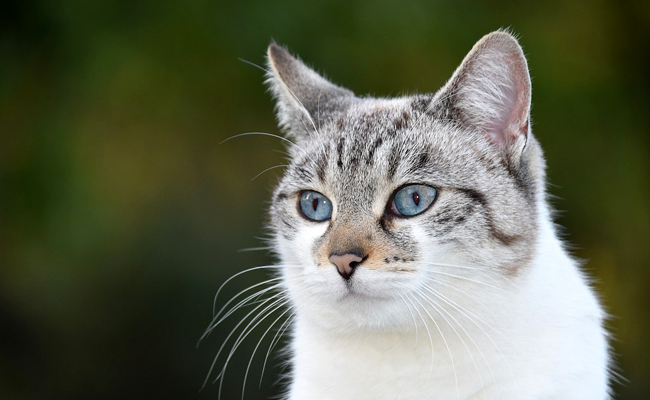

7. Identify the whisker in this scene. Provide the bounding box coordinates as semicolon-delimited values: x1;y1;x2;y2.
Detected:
424;279;513;345
217;296;290;397
220;131;297;147
422;261;522;290
421;261;501;273
211;264;300;316
422;263;505;290
412;291;460;400
212;265;277;315
251;164;289;181
423;283;518;398
202;292;284;390
425;277;500;320
397;292;419;343
260;311;295;386
282;91;318;134
209;272;300;332
416;287;488;400
425;287;503;398
237;246;273;253
238;57;267;72
242;306;293;400
265;64;319;134
404;293;435;378
425;269;522;299
267;63;333;158
207;281;283;335
203;286;278;347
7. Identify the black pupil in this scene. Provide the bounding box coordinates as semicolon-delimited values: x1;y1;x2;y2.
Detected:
412;191;420;206
312;197;319;211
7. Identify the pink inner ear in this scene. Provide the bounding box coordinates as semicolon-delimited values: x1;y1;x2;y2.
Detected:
485;80;517;145
484;59;530;147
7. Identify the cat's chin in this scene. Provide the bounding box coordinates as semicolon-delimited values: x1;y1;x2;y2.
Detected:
297;292;417;333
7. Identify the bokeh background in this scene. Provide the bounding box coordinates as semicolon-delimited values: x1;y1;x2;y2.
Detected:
1;0;648;399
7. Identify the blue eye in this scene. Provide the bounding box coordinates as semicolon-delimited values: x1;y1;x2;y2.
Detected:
391;184;437;217
299;190;333;221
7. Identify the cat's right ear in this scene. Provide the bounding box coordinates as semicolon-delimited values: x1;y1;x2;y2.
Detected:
266;43;355;140
433;31;532;160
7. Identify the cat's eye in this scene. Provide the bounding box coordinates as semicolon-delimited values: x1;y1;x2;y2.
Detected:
390;184;437;217
299;190;333;221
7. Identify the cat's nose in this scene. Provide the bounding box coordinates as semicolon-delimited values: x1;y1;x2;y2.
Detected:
329;253;365;280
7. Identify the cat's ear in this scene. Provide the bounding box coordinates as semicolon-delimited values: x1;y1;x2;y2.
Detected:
435;31;531;156
266;43;355;140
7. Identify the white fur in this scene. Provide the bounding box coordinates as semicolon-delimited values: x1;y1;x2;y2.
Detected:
277;201;609;399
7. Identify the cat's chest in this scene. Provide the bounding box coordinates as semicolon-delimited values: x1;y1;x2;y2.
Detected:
289;324;512;400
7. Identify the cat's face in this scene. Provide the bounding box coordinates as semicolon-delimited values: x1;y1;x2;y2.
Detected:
267;32;544;332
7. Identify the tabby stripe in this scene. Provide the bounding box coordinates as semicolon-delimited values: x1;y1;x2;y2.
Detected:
504;158;536;204
457;187;521;246
414;151;431;171
315;152;328;182
336;137;345;169
387;144;401;180
275;192;288;202
365;137;383;165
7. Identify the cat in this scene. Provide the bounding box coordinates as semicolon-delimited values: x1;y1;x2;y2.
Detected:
213;30;611;400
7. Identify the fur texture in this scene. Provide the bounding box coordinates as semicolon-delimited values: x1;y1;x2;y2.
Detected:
263;31;610;399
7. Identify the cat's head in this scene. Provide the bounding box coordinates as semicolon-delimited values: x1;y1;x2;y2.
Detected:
266;31;546;332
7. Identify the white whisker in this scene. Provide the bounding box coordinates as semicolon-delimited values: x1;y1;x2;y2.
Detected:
416;287;488;400
251;164;289;181
207;282;283;335
425;269;522;299
211;265;279;315
422;260;522;290
405;293;435;379
260;312;295;386
424;283;518;398
238;57;266;72
397;292;419;343
237;246;273;253
412;291;459;400
404;293;434;377
200;283;280;347
217;296;290;397
425;279;513;345
211;264;300;316
219;131;297;147
241;305;293;400
203;292;284;390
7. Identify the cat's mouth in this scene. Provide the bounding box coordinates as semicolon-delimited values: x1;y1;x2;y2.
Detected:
329;268;417;300
338;283;391;300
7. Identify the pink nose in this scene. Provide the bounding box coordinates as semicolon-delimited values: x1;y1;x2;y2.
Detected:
329;253;364;280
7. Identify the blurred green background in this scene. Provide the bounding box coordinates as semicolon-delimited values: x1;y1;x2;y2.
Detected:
1;0;648;399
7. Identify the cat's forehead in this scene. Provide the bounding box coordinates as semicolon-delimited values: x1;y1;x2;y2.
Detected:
321;96;477;154
339;98;415;132
280;96;493;202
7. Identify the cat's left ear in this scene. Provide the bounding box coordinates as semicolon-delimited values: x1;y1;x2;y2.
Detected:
266;43;355;140
434;31;531;157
